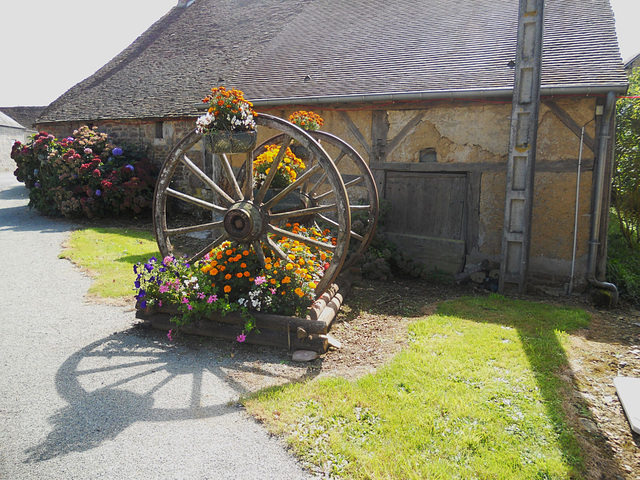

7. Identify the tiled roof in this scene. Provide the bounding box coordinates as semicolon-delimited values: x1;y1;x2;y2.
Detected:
38;0;628;124
0;106;45;129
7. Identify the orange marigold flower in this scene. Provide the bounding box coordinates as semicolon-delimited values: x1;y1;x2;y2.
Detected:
240;263;247;269
210;268;219;276
295;288;304;297
282;276;291;284
242;250;249;256
285;263;294;271
270;278;277;284
225;273;232;280
236;272;243;278
224;285;231;293
243;271;250;277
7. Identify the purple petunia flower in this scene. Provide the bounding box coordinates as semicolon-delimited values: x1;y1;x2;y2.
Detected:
138;289;146;298
140;300;147;309
133;264;138;274
135;280;141;289
95;189;102;197
144;263;153;273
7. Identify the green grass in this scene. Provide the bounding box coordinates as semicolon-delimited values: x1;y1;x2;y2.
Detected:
59;227;159;298
244;294;590;479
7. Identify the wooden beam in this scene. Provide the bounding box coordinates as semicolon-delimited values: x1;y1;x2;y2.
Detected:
543;100;596;153
386;111;426;155
339;111;372;159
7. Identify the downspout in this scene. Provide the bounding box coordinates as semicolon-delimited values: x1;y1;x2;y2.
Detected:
586;91;618;305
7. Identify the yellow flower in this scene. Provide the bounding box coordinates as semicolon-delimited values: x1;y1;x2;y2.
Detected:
308;281;317;289
286;263;294;271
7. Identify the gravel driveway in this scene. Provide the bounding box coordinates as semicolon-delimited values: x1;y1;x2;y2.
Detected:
0;172;315;479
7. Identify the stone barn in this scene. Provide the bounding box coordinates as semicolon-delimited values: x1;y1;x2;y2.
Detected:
34;0;628;294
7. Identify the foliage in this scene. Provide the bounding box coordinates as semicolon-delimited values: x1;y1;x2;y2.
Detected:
59;228;159;298
253;144;306;189
11;127;157;218
134;223;335;334
607;211;640;306
244;295;590;479
288;110;324;131
612;67;640;249
196;86;257;133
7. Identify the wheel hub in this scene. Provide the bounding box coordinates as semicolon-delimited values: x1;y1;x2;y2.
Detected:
223;201;264;242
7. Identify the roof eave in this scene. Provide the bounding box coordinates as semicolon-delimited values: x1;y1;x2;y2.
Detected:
247;84;629;108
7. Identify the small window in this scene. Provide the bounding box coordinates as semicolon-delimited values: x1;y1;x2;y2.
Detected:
420;148;437;163
155;121;164;139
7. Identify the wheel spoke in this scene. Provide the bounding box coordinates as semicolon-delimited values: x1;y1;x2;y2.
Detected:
268;225;337;251
344;175;365;189
268;203;337;221
166;188;228;213
264;234;290;263
316;213;363;241
313;188;336;202
243;151;254;200
188;232;229;263
307;152;346;197
220;154;243;200
349;204;372;211
165;220;224;236
252;241;266;269
181;154;234;206
254;136;293;205
262;163;322;210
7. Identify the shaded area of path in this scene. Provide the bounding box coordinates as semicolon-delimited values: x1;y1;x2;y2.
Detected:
0;173;315;479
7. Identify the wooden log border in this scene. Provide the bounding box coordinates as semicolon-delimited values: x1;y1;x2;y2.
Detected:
135;273;353;354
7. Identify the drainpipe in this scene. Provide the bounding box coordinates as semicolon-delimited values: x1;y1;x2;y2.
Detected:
586;91;618;305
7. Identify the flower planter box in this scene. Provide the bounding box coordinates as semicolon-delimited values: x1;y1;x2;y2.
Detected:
135;274;352;354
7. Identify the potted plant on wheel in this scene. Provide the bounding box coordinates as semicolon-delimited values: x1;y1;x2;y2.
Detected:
196;86;258;153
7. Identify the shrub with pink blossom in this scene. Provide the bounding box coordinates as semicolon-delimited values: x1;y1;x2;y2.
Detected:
11;126;158;218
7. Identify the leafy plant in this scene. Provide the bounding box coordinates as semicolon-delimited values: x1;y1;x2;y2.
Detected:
134;223;336;334
11;126;157;218
253;144;306;189
288;110;324;131
612;67;640;249
607;211;640;306
196;86;257;133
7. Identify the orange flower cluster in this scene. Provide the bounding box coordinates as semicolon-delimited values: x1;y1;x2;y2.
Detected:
288;110;324;131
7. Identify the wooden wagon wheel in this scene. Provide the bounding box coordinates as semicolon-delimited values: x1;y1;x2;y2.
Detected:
247;130;378;270
153;113;351;298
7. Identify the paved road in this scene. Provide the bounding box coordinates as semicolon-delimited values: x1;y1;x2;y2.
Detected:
0;172;314;479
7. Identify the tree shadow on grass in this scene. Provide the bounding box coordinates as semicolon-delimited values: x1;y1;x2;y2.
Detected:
434;294;629;480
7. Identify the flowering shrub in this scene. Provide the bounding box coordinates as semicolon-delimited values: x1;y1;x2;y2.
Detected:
253;144;306;189
11;126;157;218
288;110;324;131
196;86;257;133
134;223;335;336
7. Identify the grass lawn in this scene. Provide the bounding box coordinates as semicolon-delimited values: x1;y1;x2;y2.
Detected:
244;295;591;479
59;227;159;299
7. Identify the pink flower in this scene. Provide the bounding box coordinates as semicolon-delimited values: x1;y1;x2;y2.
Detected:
163;256;174;265
158;300;162;307
167;330;173;341
237;333;246;343
207;295;217;304
187;305;193;310
182;297;189;304
254;276;267;285
270;288;277;295
197;292;205;300
159;284;169;293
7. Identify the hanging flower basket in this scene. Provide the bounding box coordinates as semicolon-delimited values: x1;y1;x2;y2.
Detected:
203;129;258;154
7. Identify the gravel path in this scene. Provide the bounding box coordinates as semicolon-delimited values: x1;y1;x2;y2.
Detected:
0;172;315;480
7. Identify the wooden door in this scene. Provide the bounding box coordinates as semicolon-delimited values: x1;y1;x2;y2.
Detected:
383;171;467;273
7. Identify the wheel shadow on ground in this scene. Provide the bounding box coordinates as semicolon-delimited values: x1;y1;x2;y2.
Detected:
24;327;320;463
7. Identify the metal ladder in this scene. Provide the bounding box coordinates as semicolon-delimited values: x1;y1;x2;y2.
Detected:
499;0;545;293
